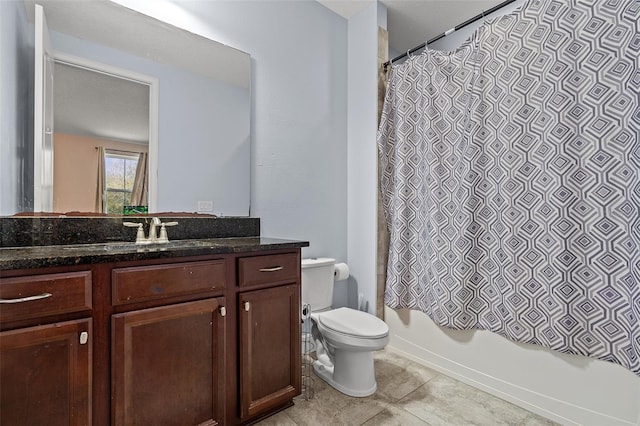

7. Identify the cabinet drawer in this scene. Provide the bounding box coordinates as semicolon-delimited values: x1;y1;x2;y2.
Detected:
238;253;298;287
112;260;226;305
0;271;92;324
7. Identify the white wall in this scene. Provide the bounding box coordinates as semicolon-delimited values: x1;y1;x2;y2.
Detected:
347;3;379;312
384;2;640;424
0;1;34;214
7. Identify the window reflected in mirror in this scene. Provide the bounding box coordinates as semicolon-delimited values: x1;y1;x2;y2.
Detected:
102;150;147;215
53;134;148;214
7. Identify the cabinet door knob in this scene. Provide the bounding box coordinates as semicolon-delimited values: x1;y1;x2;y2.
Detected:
79;331;89;345
220;306;226;317
244;301;250;312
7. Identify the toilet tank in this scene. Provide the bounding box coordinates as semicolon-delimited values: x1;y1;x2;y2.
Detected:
301;257;335;312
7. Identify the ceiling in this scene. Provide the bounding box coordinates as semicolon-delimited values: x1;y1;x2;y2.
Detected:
54;62;150;144
318;0;507;54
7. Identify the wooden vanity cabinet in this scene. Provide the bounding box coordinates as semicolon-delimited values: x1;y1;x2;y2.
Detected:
237;252;302;422
0;247;303;426
0;270;93;426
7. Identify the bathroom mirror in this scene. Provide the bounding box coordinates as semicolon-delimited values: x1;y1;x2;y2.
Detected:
1;0;251;217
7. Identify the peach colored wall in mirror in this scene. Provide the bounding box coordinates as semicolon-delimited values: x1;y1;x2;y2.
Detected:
53;133;147;212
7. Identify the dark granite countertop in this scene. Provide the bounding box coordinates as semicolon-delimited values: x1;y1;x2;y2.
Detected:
0;237;309;271
1;216;261;248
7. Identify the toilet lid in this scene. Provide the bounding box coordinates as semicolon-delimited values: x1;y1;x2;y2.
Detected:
318;307;389;338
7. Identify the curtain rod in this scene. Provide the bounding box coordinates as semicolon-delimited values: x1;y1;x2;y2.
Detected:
382;0;518;71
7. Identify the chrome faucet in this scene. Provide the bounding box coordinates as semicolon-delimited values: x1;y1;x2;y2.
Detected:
123;217;178;244
148;217;161;242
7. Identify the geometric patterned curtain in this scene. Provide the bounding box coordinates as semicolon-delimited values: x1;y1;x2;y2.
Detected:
378;0;640;375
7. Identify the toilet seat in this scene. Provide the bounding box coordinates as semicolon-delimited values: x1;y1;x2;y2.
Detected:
317;307;389;338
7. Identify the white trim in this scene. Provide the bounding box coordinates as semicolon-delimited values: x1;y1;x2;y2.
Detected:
52;52;159;212
34;5;43;211
34;4;53;212
386;333;639;426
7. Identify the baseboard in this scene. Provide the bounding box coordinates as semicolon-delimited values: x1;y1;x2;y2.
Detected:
387;336;638;426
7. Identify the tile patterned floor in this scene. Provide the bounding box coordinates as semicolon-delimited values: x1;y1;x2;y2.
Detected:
258;350;558;426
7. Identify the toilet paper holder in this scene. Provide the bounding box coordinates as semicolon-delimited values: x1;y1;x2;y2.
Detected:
334;263;350;281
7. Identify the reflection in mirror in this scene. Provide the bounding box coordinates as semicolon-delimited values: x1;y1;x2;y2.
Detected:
53;60;151;215
0;0;251;217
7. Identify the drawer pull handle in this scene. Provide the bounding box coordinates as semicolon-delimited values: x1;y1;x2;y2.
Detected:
259;266;283;272
0;293;52;304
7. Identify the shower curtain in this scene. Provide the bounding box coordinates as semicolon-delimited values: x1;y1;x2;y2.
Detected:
378;0;640;375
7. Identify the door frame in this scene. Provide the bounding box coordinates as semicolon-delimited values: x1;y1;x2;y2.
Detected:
34;4;54;212
51;52;159;213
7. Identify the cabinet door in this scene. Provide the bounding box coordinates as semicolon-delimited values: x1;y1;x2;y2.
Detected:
239;284;301;419
111;298;226;426
0;318;92;426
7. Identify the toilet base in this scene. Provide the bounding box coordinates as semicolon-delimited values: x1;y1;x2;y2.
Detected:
312;350;378;397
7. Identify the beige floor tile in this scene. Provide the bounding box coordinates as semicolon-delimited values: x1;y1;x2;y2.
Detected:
397;375;536;426
373;350;439;403
254;409;298;426
520;413;559;426
361;404;431;426
285;378;384;426
283;371;386;426
256;349;557;426
326;396;388;425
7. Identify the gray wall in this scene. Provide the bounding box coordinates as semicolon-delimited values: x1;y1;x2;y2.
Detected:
0;1;34;215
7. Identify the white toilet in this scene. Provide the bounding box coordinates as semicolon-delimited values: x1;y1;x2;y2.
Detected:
301;258;389;397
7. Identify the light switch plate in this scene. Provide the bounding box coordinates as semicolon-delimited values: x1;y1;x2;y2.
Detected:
197;200;213;213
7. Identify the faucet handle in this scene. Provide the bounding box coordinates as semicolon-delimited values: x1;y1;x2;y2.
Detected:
123;222;145;244
157;221;178;243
